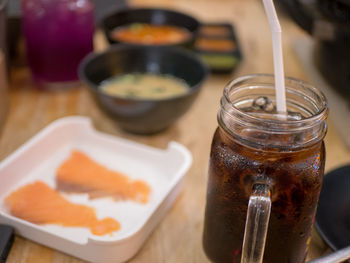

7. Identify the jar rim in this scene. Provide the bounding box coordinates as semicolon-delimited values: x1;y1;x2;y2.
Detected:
222;74;328;132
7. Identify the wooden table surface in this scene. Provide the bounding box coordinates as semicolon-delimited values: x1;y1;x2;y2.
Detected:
2;0;350;262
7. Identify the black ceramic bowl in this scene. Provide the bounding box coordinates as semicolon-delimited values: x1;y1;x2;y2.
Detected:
101;7;200;47
79;45;208;134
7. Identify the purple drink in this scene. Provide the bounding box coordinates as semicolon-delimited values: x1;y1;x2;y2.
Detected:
22;0;94;87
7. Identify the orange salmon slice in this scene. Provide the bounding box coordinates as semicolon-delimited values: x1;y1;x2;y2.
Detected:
56;151;151;204
5;181;120;236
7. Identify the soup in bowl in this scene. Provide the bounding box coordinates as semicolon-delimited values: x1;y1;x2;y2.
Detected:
79;45;208;134
101;8;200;47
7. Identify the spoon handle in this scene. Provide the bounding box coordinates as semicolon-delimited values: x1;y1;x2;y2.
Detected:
308;247;350;263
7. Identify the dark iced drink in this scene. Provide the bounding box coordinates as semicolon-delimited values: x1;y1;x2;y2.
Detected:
202;75;328;263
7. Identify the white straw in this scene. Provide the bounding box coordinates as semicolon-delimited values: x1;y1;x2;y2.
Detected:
262;0;287;114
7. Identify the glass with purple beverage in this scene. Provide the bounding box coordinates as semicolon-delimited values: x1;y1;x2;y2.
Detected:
203;74;328;263
22;0;94;88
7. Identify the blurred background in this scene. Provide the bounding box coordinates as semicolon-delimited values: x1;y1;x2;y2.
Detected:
1;0;350;262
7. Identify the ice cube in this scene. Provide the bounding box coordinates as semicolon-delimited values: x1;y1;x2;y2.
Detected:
252;96;275;112
287;111;303;121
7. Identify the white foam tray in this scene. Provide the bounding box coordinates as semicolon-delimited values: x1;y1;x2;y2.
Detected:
0;116;192;263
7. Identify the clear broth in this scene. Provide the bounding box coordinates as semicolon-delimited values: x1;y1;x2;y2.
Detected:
99;73;190;100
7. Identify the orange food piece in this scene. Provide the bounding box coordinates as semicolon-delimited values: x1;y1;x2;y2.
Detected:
4;181;120;236
195;38;236;52
56;151;151;204
111;23;190;45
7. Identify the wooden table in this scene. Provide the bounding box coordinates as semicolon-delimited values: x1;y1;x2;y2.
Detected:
2;0;350;262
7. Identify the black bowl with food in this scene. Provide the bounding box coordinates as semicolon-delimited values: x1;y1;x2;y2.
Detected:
101;7;200;47
79;45;208;134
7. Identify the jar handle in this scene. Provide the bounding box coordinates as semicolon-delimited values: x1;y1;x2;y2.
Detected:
241;183;271;263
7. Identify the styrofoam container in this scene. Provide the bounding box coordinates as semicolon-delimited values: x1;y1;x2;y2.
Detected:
0;116;192;263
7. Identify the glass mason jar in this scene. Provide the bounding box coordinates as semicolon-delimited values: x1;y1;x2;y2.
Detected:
203;74;328;263
21;0;95;88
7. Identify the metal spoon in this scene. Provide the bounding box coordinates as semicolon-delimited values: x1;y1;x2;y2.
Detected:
308;246;350;263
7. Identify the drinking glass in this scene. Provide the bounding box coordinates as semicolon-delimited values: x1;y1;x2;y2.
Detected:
21;0;94;88
203;74;328;263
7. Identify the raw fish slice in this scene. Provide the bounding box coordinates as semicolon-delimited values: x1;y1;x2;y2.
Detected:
5;181;120;236
56;151;150;203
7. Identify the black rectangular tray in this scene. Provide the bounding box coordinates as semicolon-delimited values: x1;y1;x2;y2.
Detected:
194;22;242;74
